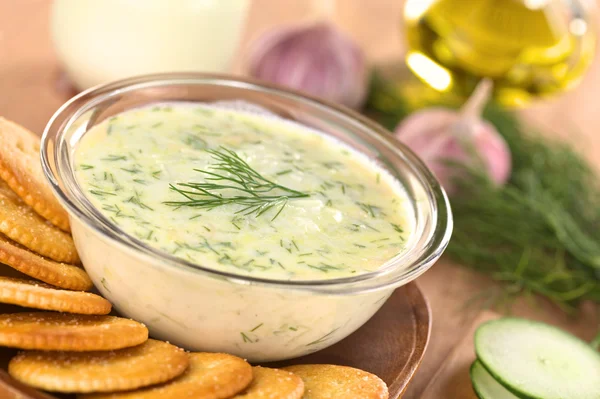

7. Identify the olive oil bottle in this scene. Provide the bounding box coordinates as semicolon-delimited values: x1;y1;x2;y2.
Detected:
404;0;596;106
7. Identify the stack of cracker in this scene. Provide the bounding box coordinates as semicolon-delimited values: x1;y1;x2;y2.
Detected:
0;118;389;399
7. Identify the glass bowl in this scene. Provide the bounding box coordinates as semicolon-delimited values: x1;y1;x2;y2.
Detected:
41;73;452;362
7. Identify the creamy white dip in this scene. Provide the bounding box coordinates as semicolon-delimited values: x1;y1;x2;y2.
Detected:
74;102;414;280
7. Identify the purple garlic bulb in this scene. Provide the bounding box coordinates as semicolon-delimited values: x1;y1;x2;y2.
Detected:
394;80;512;194
247;22;368;109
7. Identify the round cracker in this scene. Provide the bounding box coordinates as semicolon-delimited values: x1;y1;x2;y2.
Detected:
0;181;79;264
0;117;70;232
0;233;91;291
9;339;188;393
0;312;147;351
231;367;304;399
0;276;111;314
81;352;253;399
283;364;388;399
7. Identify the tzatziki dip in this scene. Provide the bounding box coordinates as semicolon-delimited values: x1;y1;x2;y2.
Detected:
74;103;414;280
69;101;420;361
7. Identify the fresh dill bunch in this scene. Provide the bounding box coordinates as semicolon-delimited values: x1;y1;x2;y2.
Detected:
165;147;309;220
365;70;600;310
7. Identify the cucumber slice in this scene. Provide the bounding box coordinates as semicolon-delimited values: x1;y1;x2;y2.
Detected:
470;360;521;399
475;318;600;399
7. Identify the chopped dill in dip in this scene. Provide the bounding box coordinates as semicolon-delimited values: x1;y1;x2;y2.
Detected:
74;102;414;280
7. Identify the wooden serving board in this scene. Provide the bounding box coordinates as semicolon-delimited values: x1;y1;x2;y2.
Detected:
0;282;430;399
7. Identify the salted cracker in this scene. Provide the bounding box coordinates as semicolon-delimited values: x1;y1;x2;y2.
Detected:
81;352;253;399
0;232;91;290
0;312;147;351
231;366;304;399
0;117;70;231
283;364;389;399
0;276;110;314
0;180;79;264
9;339;188;393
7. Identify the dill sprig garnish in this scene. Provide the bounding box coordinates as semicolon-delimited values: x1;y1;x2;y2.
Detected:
165;147;309;220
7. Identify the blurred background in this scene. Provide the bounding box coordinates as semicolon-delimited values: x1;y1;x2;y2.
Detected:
0;0;598;170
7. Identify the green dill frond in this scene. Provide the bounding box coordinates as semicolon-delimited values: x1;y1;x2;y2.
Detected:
164;147;309;221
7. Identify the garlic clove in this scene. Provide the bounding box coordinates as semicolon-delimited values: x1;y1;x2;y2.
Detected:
247;22;368;109
394;80;512;194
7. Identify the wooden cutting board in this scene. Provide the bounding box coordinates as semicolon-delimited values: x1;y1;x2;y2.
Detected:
0;282;431;399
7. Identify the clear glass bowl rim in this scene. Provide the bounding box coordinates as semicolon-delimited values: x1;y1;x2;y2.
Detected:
41;72;453;295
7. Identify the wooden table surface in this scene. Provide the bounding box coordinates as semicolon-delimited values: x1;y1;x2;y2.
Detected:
1;1;599;398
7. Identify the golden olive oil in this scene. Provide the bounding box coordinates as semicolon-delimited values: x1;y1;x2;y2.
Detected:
404;0;596;106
